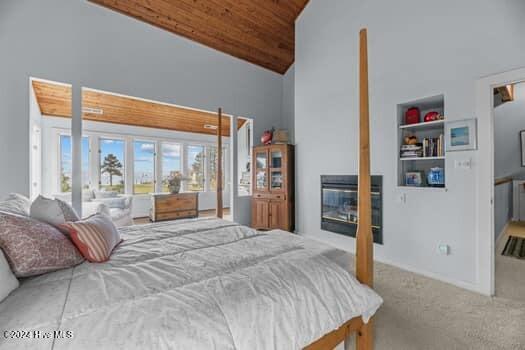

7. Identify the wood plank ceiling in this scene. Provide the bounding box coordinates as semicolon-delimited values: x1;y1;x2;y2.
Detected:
88;0;309;74
32;80;244;136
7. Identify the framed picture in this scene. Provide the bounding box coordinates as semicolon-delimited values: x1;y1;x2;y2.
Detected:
405;172;423;187
520;130;525;167
445;119;477;151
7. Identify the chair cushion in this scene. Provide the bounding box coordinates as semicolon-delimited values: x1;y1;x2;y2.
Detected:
60;214;122;263
30;195;80;230
94;197;127;209
0;212;84;277
0;193;31;217
93;190;118;199
0;249;19;302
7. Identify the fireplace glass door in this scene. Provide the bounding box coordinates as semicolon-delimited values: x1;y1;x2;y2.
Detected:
321;175;383;244
322;187;381;228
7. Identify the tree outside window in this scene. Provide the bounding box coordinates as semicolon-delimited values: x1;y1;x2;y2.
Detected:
99;139;125;193
188;145;205;192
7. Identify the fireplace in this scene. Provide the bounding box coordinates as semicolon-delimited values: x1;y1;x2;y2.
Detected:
321;175;383;244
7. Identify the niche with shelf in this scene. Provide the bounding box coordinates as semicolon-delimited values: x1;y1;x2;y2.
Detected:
397;94;446;189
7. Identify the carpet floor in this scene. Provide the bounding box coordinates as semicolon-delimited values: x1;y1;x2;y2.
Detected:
337;258;525;350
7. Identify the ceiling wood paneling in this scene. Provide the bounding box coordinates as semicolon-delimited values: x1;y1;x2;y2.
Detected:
88;0;309;74
32;80;244;136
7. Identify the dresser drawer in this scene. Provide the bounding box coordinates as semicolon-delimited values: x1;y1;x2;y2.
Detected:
155;196;197;213
253;193;286;200
155;210;197;221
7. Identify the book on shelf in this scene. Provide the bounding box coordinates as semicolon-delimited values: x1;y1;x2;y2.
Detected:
400;134;444;158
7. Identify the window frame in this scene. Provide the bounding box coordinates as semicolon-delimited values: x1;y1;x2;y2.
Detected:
132;139;157;195
98;137;127;194
53;128;228;195
57;133;91;193
159;141;183;193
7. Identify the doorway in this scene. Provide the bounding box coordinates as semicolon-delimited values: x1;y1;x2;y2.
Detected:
476;66;525;297
493;81;525;302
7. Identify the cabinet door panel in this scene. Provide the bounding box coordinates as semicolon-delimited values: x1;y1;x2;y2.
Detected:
269;200;287;230
252;199;269;229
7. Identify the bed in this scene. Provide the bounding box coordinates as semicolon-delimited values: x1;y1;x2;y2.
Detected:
0;28;379;350
0;218;381;350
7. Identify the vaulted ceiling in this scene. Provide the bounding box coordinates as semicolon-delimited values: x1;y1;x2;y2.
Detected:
32;80;244;136
88;0;309;74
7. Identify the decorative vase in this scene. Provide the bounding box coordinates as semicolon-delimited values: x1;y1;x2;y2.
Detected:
168;182;181;194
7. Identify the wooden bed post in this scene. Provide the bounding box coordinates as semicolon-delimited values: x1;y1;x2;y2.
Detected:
216;108;224;219
355;27;374;350
303;28;377;350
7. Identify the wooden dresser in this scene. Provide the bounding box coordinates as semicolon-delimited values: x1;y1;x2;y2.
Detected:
150;193;198;222
251;144;294;232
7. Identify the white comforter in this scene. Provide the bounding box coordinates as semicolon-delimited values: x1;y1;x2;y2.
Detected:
0;218;382;350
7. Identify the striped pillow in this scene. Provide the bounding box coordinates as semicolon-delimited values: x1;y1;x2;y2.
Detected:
61;214;122;263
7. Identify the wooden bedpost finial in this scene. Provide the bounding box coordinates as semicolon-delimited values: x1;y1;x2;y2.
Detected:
356;28;374;288
216;108;224;219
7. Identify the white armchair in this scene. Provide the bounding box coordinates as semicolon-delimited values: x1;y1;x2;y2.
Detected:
53;190;134;227
91;195;133;227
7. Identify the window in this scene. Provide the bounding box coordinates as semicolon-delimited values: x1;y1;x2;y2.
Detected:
187;145;205;192
59;135;90;192
99;138;125;193
208;146;226;192
161;142;181;192
133;141;156;194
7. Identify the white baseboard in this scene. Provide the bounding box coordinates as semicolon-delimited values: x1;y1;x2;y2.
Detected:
495;222;509;245
299;231;485;295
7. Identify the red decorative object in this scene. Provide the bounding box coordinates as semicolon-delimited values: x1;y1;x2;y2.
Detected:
261;129;273;145
405;107;420;125
424;111;440;122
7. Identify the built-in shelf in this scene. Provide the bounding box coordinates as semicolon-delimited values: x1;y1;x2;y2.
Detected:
397;185;447;191
397;94;446;188
399;119;444;130
400;156;445;161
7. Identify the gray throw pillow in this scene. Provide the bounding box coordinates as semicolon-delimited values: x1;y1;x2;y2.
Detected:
0;193;31;216
30;195;80;229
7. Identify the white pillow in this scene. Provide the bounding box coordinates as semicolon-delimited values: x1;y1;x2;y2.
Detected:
0;249;19;302
0;193;31;216
30;195;80;228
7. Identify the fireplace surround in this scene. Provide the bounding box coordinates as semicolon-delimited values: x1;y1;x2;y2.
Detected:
321;175;383;244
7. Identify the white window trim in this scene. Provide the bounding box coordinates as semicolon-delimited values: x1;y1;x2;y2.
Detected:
132;139;157;195
98;136;127;194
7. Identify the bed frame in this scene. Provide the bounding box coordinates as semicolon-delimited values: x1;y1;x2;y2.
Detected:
215;28;376;350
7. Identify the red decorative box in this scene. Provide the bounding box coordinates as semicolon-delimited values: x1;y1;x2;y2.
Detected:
405;107;420;125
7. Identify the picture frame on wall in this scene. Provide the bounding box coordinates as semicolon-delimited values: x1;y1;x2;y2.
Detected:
520;130;525;167
445;119;477;151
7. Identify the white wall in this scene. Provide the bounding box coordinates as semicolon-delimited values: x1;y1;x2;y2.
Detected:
0;0;283;199
282;65;295;144
494;82;525;178
295;0;525;291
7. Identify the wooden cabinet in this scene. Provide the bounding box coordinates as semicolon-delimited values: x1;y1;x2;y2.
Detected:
251;144;294;232
150;193;198;222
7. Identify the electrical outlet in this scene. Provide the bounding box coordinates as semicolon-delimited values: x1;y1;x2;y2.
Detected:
438;244;450;255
